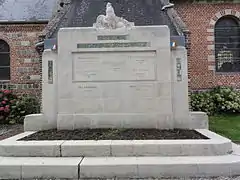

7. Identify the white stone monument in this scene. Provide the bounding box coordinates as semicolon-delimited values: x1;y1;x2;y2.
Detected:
24;2;208;131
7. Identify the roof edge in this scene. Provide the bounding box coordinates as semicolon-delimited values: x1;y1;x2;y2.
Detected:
0;20;48;24
41;0;71;38
159;0;189;36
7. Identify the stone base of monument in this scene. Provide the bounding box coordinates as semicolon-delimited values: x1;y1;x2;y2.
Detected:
0;129;233;157
23;112;209;131
0;130;240;179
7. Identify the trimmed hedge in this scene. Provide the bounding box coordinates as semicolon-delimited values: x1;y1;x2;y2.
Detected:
190;86;240;115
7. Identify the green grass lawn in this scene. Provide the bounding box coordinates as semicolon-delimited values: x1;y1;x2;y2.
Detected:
209;115;240;141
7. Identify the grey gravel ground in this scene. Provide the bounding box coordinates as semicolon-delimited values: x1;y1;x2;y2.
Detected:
4;177;240;180
0;124;23;140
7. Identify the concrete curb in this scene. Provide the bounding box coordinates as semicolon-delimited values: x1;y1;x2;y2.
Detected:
0;157;83;179
0;129;233;157
0;145;239;180
80;155;240;178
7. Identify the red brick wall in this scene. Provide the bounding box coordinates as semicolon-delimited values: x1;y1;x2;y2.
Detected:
0;23;46;97
174;2;240;90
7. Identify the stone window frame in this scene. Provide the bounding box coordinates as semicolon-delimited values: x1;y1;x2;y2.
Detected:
0;39;11;81
207;9;240;73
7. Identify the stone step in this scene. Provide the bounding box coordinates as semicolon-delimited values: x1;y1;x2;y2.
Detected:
0;150;240;179
0;156;83;179
0;130;233;157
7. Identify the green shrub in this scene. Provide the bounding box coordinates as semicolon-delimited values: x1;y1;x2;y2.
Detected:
6;95;40;124
0;90;18;124
190;86;240;115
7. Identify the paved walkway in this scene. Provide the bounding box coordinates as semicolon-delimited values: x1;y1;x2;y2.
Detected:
3;177;240;180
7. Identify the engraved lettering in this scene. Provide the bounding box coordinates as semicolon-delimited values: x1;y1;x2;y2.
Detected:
48;61;53;84
72;52;156;81
176;57;182;82
77;42;149;48
97;35;128;40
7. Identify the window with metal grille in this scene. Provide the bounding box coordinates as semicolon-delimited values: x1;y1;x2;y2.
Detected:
215;16;240;72
0;40;10;80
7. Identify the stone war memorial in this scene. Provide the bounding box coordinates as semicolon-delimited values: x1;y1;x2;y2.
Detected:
28;2;204;131
0;2;240;179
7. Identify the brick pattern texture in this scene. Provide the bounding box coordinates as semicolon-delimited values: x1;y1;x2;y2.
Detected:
0;24;46;97
175;2;240;90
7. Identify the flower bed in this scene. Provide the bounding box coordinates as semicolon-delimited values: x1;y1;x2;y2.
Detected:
19;129;209;141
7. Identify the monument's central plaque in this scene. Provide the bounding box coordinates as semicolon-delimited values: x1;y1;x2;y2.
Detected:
72;51;156;82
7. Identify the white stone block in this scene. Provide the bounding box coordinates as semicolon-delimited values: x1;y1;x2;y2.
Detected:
89;114;123;128
73;114;93;129
225;9;232;15
215;12;222;19
24;114;54;131
207;44;214;50
27;32;37;37
111;141;134;156
80;157;138;178
209;19;216;25
132;141;162;156
0;141;63;157
137;157;199;177
57;114;74;130
21;41;31;46
58;99;75;114
24;58;32;63
61;140;111;157
189;111;209;129
122;114;173;129
207;29;214;33
22;157;83;179
207;36;214;41
79;155;240;178
158;82;172;97
208;55;215;62
235;11;240;18
0;157;21;179
208;65;215;71
232;143;240;155
30;75;41;81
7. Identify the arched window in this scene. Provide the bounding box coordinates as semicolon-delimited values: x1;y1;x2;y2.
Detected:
0;40;10;80
215;16;240;72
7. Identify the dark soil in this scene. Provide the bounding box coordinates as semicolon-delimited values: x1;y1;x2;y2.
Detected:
19;129;209;141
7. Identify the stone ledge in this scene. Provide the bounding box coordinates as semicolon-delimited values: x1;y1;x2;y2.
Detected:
0;157;82;179
0;141;63;157
80;150;240;179
0;129;232;157
1;149;240;179
189;112;209;129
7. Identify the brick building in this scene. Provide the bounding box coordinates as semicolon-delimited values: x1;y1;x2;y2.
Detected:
0;0;58;97
0;0;239;97
174;0;240;90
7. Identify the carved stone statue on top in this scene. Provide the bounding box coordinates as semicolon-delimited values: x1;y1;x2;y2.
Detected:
93;2;134;30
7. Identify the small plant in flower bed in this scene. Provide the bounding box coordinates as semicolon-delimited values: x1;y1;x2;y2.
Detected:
190;86;240;115
0;90;17;124
7;95;40;124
